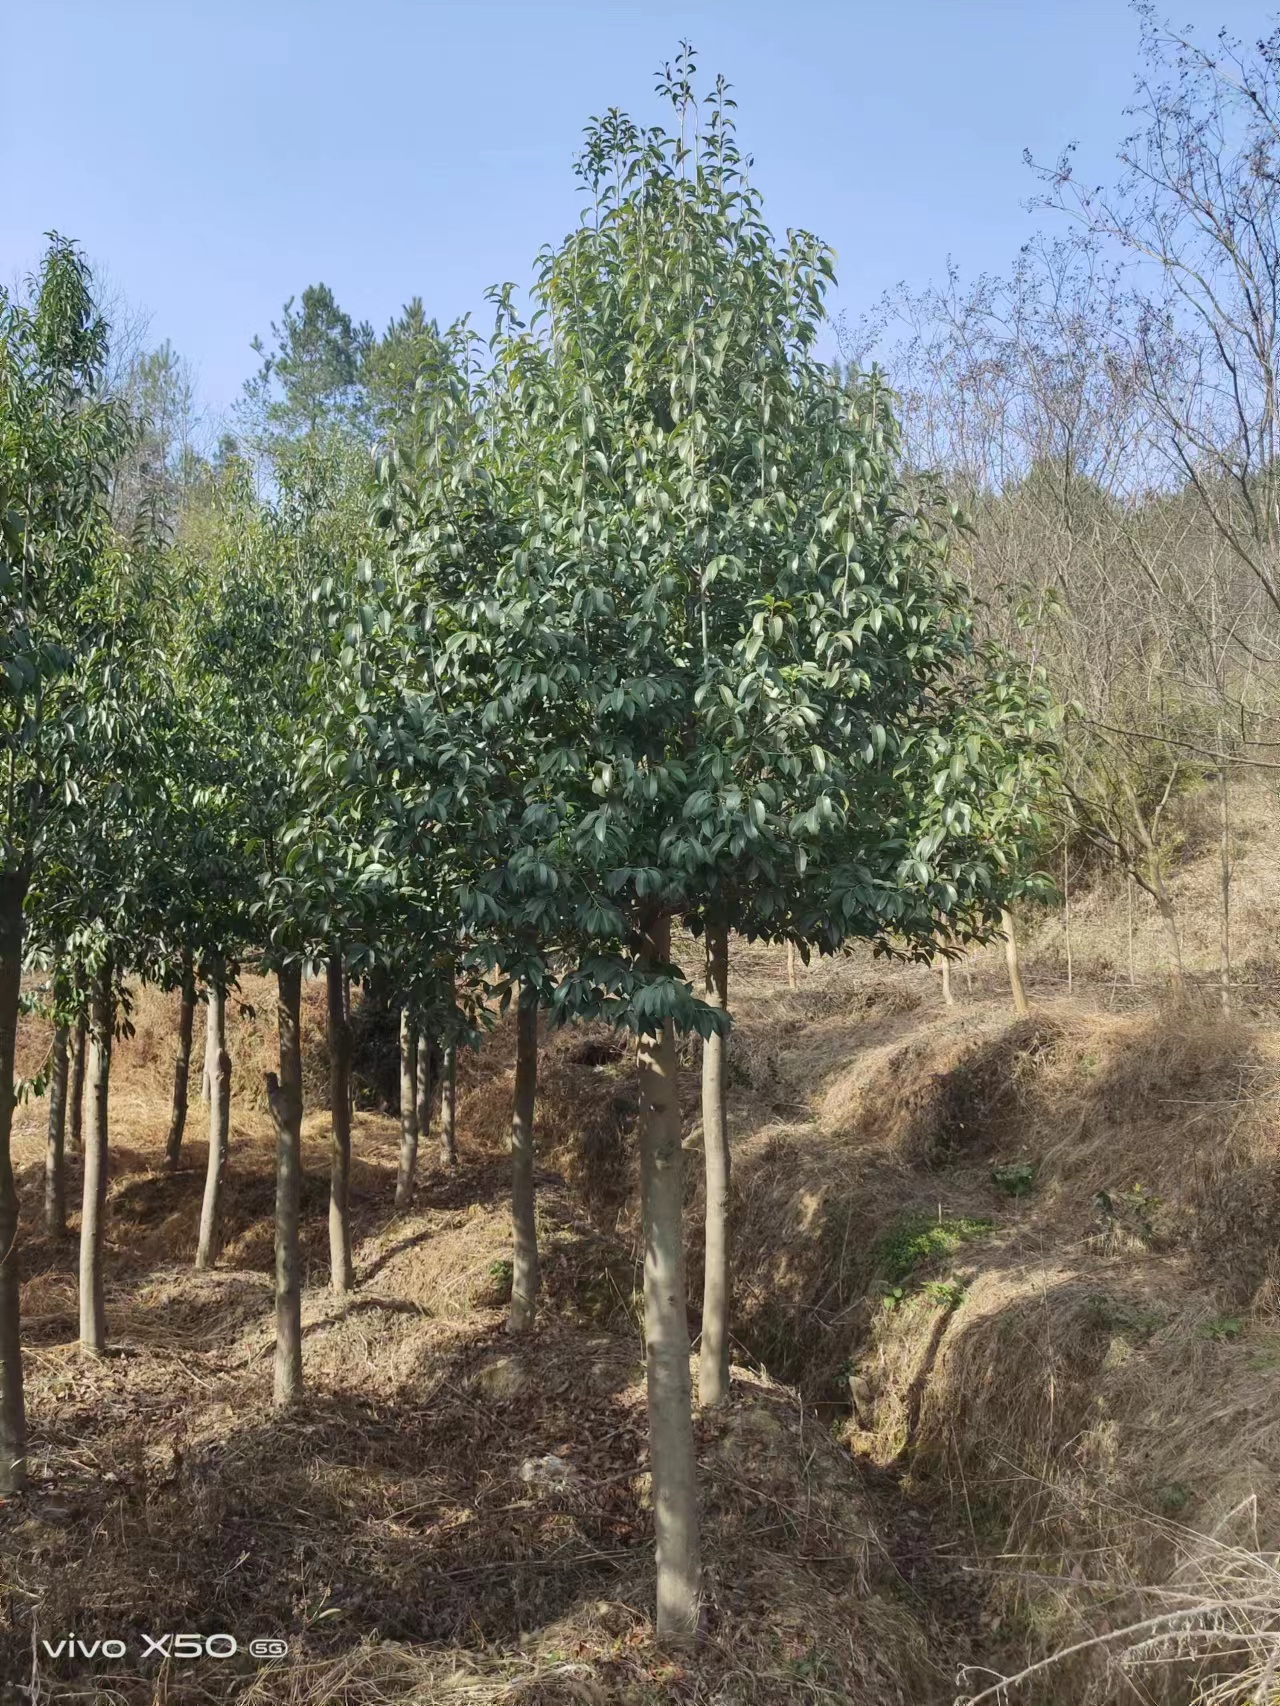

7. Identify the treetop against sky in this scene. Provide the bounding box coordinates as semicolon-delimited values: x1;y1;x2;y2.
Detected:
3;0;1268;424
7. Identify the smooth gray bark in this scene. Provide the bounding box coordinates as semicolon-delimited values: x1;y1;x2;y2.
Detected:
414;1026;432;1153
440;1043;458;1166
201;989;215;1103
195;978;230;1270
268;964;304;1406
165;954;197;1169
45;1023;69;1236
637;912;700;1645
507;986;539;1334
327;955;354;1293
79;957;113;1356
1002;907;1030;1018
394;1007;418;1211
67;1011;86;1156
699;922;730;1406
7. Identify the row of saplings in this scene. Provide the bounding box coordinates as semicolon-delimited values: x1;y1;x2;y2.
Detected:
37;961;467;1311
29;916;1031;1632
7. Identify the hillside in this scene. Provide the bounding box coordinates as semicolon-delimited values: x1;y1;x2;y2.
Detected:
4;779;1280;1703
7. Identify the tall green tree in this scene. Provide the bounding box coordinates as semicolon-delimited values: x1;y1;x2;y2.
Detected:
0;239;125;1485
249;284;373;440
364;298;442;454
419;53;1056;1636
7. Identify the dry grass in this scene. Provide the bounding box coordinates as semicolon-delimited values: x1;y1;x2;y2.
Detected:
9;781;1280;1704
820;1000;1280;1703
0;963;944;1706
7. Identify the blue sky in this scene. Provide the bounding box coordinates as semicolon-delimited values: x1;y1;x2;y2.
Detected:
4;1;1272;421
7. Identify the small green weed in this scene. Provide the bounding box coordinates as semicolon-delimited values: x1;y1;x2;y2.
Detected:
991;1161;1036;1197
1200;1314;1244;1342
875;1212;994;1283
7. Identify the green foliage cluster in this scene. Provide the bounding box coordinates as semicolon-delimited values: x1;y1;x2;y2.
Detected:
874;1212;995;1286
991;1160;1037;1197
0;51;1063;1586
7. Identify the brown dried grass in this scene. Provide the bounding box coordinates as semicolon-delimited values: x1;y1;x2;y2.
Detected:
1;964;942;1706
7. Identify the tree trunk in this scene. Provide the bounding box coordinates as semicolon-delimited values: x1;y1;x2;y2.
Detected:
201;991;215;1103
67;1011;86;1156
45;1023;69;1237
939;954;954;1007
1153;885;1186;999
1002;907;1029;1018
195;978;230;1271
394;1007;418;1210
79;956;113;1356
699;921;730;1407
440;1043;458;1166
327;955;354;1294
165;954;197;1169
414;1026;432;1155
636;911;700;1645
344;973;355;1119
507;985;540;1334
394;1025;430;1213
786;939;798;992
1219;755;1232;1014
268;964;304;1407
0;872;28;1492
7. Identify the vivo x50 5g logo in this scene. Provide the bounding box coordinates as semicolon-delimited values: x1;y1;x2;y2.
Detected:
41;1633;289;1660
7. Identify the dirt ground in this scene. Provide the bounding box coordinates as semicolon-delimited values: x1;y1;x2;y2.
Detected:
5;810;1280;1705
0;950;958;1706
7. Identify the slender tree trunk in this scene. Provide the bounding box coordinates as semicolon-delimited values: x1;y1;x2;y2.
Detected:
394;1024;429;1213
414;1026;432;1155
79;956;113;1356
0;872;28;1492
267;964;303;1407
1153;885;1186;999
195;978;230;1271
507;985;540;1334
1002;907;1029;1018
939;954;954;1007
67;1011;86;1156
440;1043;458;1166
1219;754;1232;1014
637;911;700;1645
201;991;215;1104
786;939;798;992
165;953;197;1169
699;921;730;1407
45;1024;69;1237
343;973;355;1119
327;955;353;1295
395;1007;418;1210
